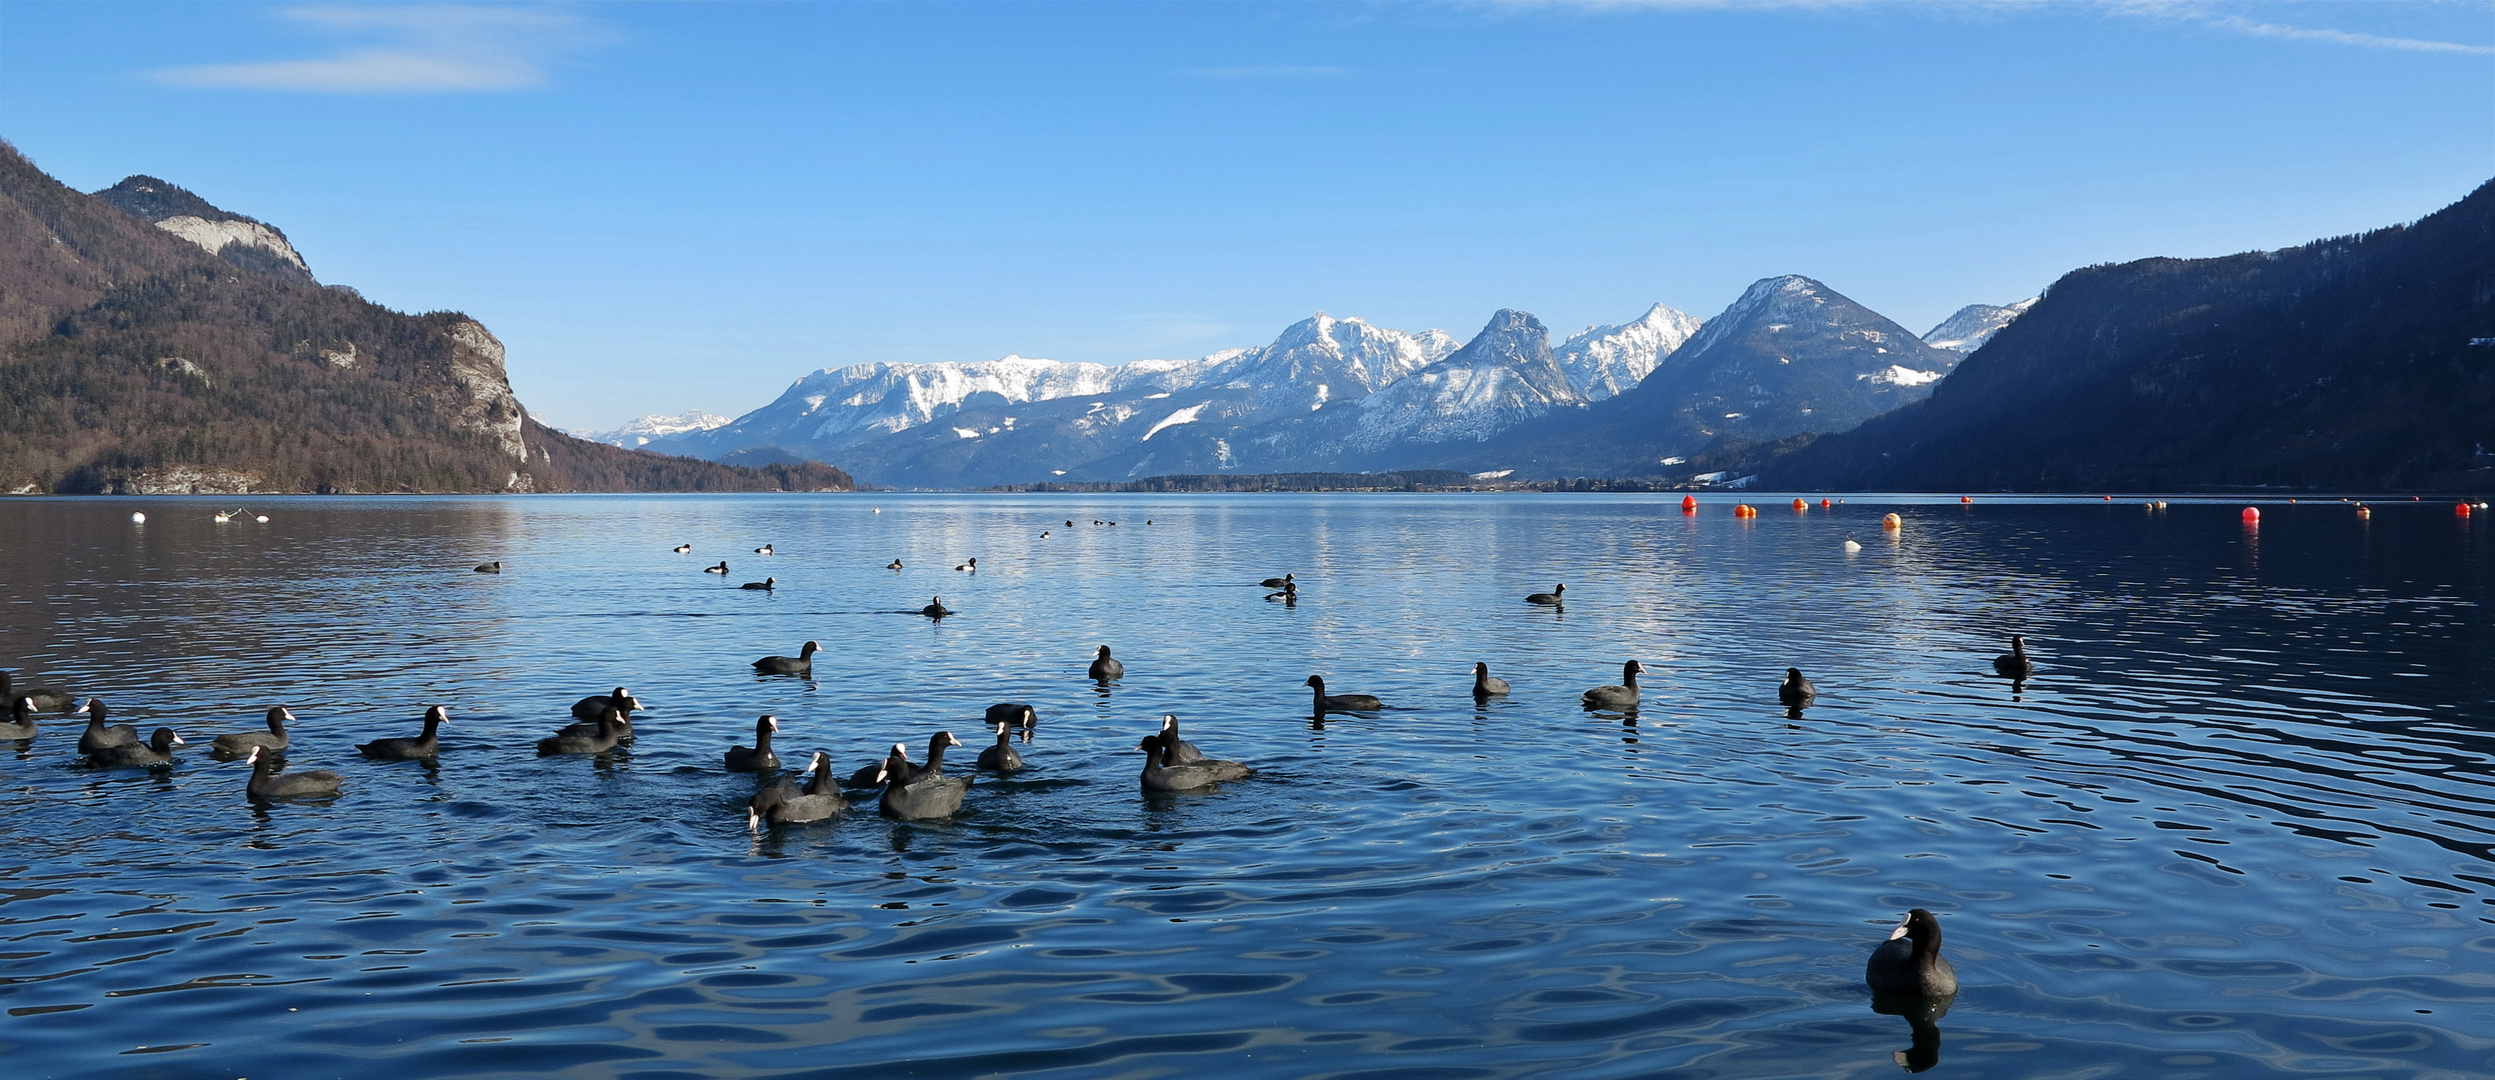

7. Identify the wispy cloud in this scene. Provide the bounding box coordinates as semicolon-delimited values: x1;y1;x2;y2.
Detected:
2171;9;2495;56
1489;0;2495;56
1178;65;1350;79
155;4;607;93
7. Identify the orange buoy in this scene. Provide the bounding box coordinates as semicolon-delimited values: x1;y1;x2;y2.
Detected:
1792;498;1807;511
1681;495;1697;513
2103;495;2112;501
1820;498;1831;509
2458;503;2474;518
2356;506;2371;520
1959;495;1973;504
2242;507;2260;523
1881;512;1902;530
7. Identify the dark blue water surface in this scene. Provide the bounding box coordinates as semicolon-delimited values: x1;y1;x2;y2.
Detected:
1;493;2490;1079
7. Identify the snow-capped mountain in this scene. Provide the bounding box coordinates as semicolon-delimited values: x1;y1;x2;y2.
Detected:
1344;309;1584;450
1555;302;1702;401
572;411;732;448
1922;297;2039;353
1200;314;1456;412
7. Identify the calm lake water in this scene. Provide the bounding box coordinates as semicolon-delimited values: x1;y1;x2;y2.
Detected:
1;493;2490;1079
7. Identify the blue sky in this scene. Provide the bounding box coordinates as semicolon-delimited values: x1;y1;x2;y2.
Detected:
3;1;2489;431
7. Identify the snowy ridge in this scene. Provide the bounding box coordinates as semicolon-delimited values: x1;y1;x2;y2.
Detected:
1556;302;1702;401
571;410;732;448
1923;297;2039;353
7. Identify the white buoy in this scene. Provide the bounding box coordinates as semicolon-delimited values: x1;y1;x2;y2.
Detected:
1843;539;1863;552
255;515;269;523
130;512;146;523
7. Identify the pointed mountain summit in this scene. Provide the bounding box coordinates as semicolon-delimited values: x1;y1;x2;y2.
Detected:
93;175;315;285
1343;309;1585;451
1205;313;1453;412
1556;302;1703;401
1922;297;2037;353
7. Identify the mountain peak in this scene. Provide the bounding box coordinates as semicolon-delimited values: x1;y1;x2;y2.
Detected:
1557;301;1702;401
93;175;314;284
1922;297;2039;353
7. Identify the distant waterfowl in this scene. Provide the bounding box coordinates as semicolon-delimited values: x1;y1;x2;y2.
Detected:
211;706;295;756
77;699;137;754
724;715;781;772
1866;909;1959;997
1088;645;1124;681
886;559;904;570
1843;537;1863;552
1306;675;1382;712
1527;583;1566;605
752;641;821;675
1582;661;1645;711
243;745;343;801
474;561;502;574
879;732;970;819
1260;572;1294;589
538;707;626;756
359;705;446;760
0;697;37;739
755;544;774;555
705;561;730;574
976;721;1024;773
955;558;977;572
1472;662;1511;699
741;576;776;591
674;544;693;553
1780;668;1817;708
1136;731;1251;791
1266;582;1298;602
1157;713;1205;765
571;687;644;721
0;671;74;713
89;726;182;768
1994;636;2035;679
749;751;846;828
984;702;1037;728
1040;531;1051;539
1066;520;1075;527
921;596;953;618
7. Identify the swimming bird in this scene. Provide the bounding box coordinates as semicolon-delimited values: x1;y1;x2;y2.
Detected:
1866;909;1959;997
755;544;774;555
1582;661;1645;711
1265;582;1298;603
1156;713;1205;764
0;697;38;739
984;702;1037;728
879;732;970;819
1260;572;1294;589
537;707;626;756
1472;663;1511;699
886;559;904;570
1040;530;1051;539
1779;668;1817;708
89;726;182;768
1994;636;2035;680
570;687;644;721
243;745;343;801
1843;537;1863;553
77;699;137;754
1066;520;1074;527
847;742;909;789
553;699;635;740
1526;584;1566;606
1136;731;1251;791
955;558;977;572
1306;675;1382;712
1088;645;1123;681
749;751;847;828
976;721;1024;773
752;641;820;675
674;544;693;553
741;576;776;591
921;596;953;618
474;561;502;574
0;671;74;713
705;561;730;574
210;706;294;756
724;715;781;772
359;706;446;760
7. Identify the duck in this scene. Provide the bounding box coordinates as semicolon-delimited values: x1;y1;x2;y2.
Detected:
1039;530;1051;539
89;726;183;768
754;544;774;555
1156;713;1205;764
553;698;635;740
1582;660;1645;711
1088;645;1123;681
0;697;38;739
983;702;1037;728
537;707;626;756
753;641;821;675
921;596;953;618
0;671;74;713
1259;572;1295;589
749;751;847;829
975;722;1024;773
1779;668;1817;707
210;706;295;756
704;561;730;574
1843;537;1863;553
1265;582;1298;603
1306;675;1382;712
886;559;904;570
358;705;447;760
474;561;502;574
1866;909;1959;997
243;745;343;801
1526;583;1566;606
1994;635;2035;679
879;732;970;819
1136;731;1251;791
740;576;776;591
76;699;138;754
673;544;693;553
570;687;644;721
724;715;781;771
1472;662;1511;699
955;558;977;572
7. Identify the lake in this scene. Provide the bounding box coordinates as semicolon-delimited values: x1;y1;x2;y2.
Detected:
1;493;2489;1079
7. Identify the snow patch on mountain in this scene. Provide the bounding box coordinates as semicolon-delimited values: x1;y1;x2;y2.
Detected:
572;410;732;448
1923;297;2039;353
1556;302;1702;401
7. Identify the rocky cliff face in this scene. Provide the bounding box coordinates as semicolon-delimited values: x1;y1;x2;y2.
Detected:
93;175;317;285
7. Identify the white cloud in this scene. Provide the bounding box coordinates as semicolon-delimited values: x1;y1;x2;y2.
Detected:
2179;10;2495;56
155;4;606;93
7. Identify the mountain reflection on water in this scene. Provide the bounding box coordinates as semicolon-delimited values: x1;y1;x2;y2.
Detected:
0;493;2488;1078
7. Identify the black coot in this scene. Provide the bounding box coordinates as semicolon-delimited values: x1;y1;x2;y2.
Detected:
359;705;447;760
1866;909;1959;997
1088;646;1123;681
1779;668;1817;707
724;715;781;771
880;732;970;819
1526;583;1566;605
77;699;138;754
753;641;820;675
1472;662;1511;698
1582;661;1644;711
89;726;183;767
976;722;1024;773
211;706;294;756
244;745;343;800
1306;675;1382;712
1994;636;2035;679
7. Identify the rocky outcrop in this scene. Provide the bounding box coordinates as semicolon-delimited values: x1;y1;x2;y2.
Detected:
92;175;315;284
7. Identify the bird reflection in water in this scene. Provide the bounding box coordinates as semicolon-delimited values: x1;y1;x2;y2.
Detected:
1871;992;1952;1073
